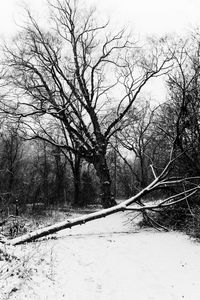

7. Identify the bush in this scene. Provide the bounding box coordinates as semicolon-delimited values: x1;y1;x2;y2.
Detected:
150;199;200;239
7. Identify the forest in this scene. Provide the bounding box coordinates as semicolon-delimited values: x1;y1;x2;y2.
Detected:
0;0;200;243
2;1;200;299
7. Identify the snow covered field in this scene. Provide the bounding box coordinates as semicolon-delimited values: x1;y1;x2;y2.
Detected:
1;211;200;300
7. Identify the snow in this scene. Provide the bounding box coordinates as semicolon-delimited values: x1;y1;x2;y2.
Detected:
1;211;200;300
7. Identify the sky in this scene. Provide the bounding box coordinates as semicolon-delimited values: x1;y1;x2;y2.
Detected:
0;0;200;102
88;0;200;37
1;0;200;37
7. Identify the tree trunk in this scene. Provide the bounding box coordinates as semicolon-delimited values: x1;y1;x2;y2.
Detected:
73;175;81;206
94;155;117;208
54;147;65;204
72;155;82;206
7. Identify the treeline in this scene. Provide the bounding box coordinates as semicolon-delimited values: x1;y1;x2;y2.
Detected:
0;126;96;213
0;99;167;213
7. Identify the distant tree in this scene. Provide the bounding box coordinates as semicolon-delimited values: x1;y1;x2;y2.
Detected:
40;124;83;206
78;170;96;206
52;146;67;205
0;124;23;213
116;101;159;189
116;161;135;198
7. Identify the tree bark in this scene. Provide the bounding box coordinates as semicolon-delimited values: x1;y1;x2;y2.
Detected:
94;155;117;208
72;155;82;206
73;174;81;206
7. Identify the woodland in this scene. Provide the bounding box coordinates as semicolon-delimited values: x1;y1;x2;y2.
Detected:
0;0;200;246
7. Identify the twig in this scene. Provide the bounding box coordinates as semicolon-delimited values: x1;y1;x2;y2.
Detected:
150;164;157;179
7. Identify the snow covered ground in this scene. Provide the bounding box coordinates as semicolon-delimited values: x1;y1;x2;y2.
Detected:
1;211;200;300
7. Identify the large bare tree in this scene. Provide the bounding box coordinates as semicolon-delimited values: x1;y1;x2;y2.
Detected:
2;0;170;207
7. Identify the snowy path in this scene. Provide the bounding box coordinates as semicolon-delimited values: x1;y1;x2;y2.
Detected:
2;212;200;300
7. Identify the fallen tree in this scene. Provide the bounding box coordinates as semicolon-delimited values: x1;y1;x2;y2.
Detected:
6;154;200;246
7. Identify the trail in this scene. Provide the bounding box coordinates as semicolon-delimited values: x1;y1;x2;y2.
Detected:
1;212;200;300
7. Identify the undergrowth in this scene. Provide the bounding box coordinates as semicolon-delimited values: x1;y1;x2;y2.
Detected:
140;201;200;240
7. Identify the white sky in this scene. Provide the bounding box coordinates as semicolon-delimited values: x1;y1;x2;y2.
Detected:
0;0;200;102
1;0;200;37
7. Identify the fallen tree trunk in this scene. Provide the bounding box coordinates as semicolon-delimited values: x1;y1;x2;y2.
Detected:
7;206;122;245
8;176;160;246
7;161;200;246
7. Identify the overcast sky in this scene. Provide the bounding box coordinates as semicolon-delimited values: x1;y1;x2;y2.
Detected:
1;0;200;37
0;0;200;102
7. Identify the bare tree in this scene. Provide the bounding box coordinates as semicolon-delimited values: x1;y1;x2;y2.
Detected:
42;123;83;206
157;33;200;176
116;101;159;189
0;123;23;214
2;0;171;208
